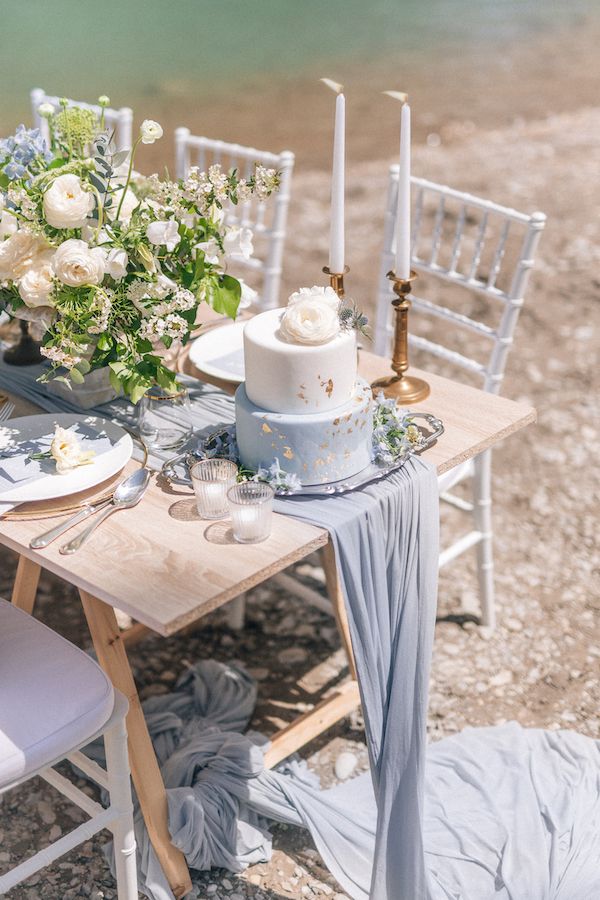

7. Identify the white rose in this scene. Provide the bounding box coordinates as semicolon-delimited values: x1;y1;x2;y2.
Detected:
104;248;128;280
43;174;94;229
52;239;105;287
140;120;163;144
110;187;139;223
0;210;17;240
287;285;340;312
279;295;341;345
223;226;253;260
146;219;180;251
18;253;56;307
50;425;95;474
0;232;51;281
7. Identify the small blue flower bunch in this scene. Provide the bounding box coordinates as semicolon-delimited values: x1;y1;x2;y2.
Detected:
372;392;423;464
203;425;239;462
0;125;51;182
254;458;302;494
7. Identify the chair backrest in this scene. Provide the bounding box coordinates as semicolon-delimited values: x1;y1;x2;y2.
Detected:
30;88;133;151
375;167;546;394
174;128;295;310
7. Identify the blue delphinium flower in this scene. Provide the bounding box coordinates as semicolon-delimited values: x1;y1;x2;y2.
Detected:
0;125;51;182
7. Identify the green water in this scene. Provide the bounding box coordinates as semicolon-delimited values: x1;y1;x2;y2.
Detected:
0;0;597;122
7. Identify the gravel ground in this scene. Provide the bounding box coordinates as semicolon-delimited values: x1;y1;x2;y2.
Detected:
0;106;599;898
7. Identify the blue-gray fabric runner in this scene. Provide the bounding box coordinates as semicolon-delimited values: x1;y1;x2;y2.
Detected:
2;356;600;900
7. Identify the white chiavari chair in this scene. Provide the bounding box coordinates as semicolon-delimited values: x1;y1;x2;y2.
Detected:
175;128;294;310
30;87;133;151
375;168;546;628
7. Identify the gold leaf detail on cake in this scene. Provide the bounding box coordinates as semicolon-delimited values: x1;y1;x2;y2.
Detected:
314;458;325;467
320;441;329;449
344;450;351;458
283;447;294;459
333;417;340;426
262;423;272;433
318;376;334;397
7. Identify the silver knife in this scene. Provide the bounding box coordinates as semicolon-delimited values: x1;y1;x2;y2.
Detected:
29;499;112;549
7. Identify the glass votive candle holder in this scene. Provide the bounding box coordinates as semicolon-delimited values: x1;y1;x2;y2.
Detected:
139;386;192;451
227;481;275;544
190;458;238;519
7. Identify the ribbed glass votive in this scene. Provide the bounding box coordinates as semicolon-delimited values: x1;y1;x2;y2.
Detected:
227;481;275;544
190;458;238;519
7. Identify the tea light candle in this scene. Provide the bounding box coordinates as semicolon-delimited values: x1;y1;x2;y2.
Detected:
227;482;275;544
190;458;238;520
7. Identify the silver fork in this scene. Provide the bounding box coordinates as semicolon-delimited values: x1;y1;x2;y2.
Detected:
0;398;16;422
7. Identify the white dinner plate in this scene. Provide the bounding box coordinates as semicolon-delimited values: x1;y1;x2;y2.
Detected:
0;414;133;504
188;321;246;383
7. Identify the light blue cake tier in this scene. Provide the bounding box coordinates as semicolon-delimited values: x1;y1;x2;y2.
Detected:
235;378;373;486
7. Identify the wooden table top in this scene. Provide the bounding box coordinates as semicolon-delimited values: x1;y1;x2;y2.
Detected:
0;350;535;636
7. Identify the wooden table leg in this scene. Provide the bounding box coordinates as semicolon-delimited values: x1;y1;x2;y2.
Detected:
79;589;192;899
11;555;41;614
320;540;358;680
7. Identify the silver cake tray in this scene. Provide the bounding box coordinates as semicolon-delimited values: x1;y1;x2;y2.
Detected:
161;412;444;498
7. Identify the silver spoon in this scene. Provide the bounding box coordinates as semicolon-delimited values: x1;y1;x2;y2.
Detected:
59;468;150;555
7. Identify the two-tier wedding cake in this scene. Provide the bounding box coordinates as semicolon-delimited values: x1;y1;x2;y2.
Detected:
235;286;373;485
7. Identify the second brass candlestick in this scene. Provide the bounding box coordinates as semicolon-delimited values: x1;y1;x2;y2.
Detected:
323;265;349;299
371;270;430;404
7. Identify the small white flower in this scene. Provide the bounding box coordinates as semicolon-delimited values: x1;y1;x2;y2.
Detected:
146;219;180;251
195;238;220;265
223;226;253;260
140;120;163;144
18;253;55;307
43;174;94;229
50;425;95;474
97;95;110;107
52;239;105;287
37;102;55;119
104;247;128;280
0;210;18;240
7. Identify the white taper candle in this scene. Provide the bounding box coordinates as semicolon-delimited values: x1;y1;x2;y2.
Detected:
394;101;411;279
329;91;345;273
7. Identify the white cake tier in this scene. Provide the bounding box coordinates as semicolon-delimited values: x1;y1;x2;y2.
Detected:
243;308;357;415
235;378;373;486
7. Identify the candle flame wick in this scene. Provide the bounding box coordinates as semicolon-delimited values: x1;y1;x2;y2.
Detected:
321;77;344;95
383;90;409;104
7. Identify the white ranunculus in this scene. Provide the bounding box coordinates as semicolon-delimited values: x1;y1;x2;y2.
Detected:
140;120;163;144
50;425;95;474
43;174;94;229
104;248;128;280
18;253;56;307
146;219;180;251
109;187;139;224
223;226;253;260
0;210;18;240
0;232;51;281
287;285;340;312
52;239;105;287
279;293;341;345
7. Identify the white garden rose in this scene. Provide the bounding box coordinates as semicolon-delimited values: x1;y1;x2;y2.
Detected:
52;239;105;287
0;210;18;240
18;253;56;307
104;247;128;280
50;425;95;474
140;120;163;144
287;285;340;312
146;219;180;251
279;289;341;345
0;232;51;281
43;174;94;229
223;226;253;260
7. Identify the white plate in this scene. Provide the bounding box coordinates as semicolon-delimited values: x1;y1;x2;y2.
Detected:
188;321;246;383
0;414;133;504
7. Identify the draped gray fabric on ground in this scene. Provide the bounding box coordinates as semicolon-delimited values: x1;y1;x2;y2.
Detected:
4;358;600;899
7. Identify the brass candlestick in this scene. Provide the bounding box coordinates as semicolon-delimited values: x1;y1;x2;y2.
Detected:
371;270;430;403
323;265;349;299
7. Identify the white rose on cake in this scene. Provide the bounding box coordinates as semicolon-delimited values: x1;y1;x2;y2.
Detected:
279;285;341;345
53;239;105;287
43;174;94;229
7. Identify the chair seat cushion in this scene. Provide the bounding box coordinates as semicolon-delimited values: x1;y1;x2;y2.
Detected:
437;459;474;494
0;599;114;788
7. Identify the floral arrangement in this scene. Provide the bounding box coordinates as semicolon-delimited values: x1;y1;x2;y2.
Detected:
279;285;368;345
30;424;95;474
372;393;422;463
0;97;279;402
